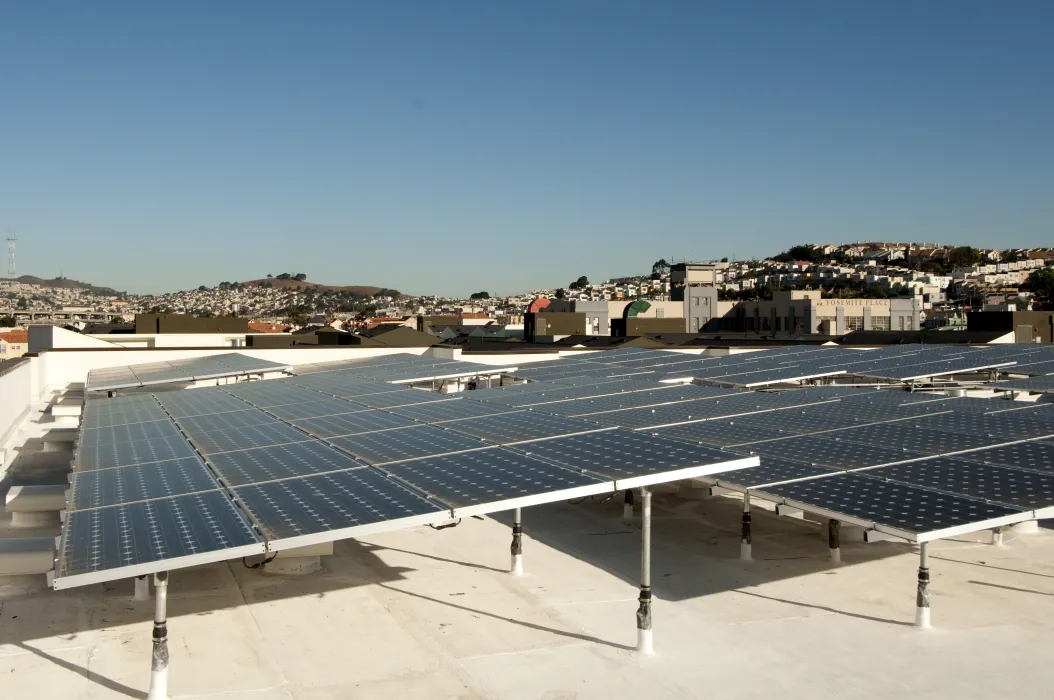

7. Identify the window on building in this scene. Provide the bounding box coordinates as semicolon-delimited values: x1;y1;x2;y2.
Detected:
656;308;664;318
872;317;891;331
845;317;863;331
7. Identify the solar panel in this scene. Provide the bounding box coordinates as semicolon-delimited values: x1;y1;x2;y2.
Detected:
174;408;284;434
68;457;220;511
383;448;611;515
866;458;1054;513
206;441;366;486
182;422;312;456
81;401;170;429
384;398;521;424
550;385;736;416
343;390;458;410
263;398;367;421
85;353;291;392
512;430;757;488
442;412;610;445
831;423;1006;456
79;419;182;448
712;458;839;489
53;490;263;588
154;390;252;418
756;472;1029;542
232;468;449;544
954;440;1054;474
648;419;789;447
290;410;417;438
76;434;199;472
220;382;324;408
910;412;1054;442
328;426;489;465
737;435;921;469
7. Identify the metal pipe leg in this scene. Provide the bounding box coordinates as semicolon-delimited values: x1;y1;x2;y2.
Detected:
147;571;170;700
740;493;752;561
636;487;654;654
134;575;151;601
623;489;634;520
828;519;842;565
914;543;931;629
510;508;523;575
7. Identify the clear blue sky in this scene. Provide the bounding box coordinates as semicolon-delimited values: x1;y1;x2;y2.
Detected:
1;2;1051;297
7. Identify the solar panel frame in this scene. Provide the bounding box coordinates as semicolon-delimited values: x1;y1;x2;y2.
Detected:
328;425;491;465
290;410;417;438
67;456;221;511
205;440;368;486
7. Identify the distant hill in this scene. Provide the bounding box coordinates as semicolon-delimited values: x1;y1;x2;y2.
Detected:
8;275;119;295
240;278;384;296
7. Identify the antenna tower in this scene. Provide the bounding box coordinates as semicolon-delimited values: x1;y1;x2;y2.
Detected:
5;235;15;279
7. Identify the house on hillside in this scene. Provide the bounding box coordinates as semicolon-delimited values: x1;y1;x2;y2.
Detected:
0;329;30;359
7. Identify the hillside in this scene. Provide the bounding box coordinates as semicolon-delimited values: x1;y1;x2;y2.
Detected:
240;278;383;296
9;275;119;295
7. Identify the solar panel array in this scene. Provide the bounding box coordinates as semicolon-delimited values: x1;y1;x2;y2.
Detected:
86;353;292;392
509;343;1054;387
54;361;757;588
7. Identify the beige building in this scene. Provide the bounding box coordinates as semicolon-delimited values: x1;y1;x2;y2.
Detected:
724;291;922;335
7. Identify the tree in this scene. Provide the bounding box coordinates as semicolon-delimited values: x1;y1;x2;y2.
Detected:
197;285;208;291
16;297;28;309
948;246;982;268
470;291;490;300
575;275;589;288
553;288;566;300
1023;268;1054;308
266;273;273;278
720;257;729;263
1000;250;1017;263
0;315;16;327
651;259;670;276
276;273;292;280
293;273;308;282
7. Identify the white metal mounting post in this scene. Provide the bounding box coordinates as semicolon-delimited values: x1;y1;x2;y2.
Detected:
511;507;523;575
740;492;752;561
636;487;654;654
147;571;170;700
915;543;931;628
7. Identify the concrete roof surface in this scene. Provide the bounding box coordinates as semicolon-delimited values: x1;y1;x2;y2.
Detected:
3;489;1053;699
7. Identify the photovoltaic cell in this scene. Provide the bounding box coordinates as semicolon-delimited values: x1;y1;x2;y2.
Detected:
55;491;262;586
68;457;220;511
233;468;448;541
384;448;609;510
81;402;170;429
329;425;489;465
206;440;366;486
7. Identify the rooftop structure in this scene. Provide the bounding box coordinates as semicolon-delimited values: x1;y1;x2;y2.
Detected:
2;333;1053;698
